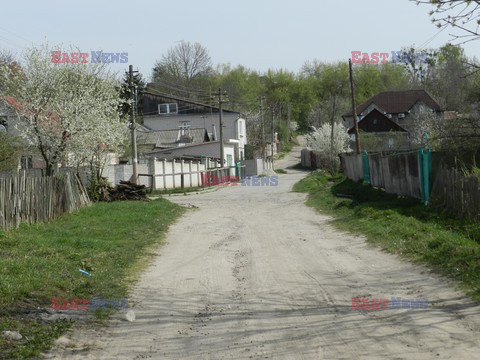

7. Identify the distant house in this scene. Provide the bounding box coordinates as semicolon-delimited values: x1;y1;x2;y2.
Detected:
142;89;247;163
346;109;408;134
1;98;45;170
342;89;444;150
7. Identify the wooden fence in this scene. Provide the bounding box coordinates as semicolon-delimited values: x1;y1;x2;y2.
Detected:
340;150;480;220
430;167;480;220
0;172;90;231
340;151;423;199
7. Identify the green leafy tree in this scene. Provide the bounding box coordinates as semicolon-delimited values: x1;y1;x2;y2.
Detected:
120;71;146;122
0;133;21;171
211;64;263;111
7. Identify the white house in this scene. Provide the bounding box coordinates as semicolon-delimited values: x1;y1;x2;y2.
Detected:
142;90;247;162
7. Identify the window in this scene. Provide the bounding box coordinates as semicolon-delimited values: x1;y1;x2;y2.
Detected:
21;156;33;169
0;115;7;131
158;103;178;115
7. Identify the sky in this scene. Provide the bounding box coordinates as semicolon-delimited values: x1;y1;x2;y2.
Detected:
0;0;478;80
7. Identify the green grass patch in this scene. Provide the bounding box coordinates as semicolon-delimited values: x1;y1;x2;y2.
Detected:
294;173;480;301
274;142;293;160
149;186;205;196
274;169;288;174
0;198;184;359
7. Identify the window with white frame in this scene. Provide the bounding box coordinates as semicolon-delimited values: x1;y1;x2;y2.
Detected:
158;103;178;115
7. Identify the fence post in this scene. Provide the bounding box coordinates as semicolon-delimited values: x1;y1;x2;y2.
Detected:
172;160;176;189
189;161;193;188
150;157;156;191
197;162;201;187
419;148;432;205
162;159;167;190
362;151;370;185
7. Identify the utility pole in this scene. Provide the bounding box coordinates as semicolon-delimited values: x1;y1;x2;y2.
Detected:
213;88;228;167
128;65;139;184
349;59;361;154
330;95;337;173
271;105;275;160
287;103;291;143
259;95;266;162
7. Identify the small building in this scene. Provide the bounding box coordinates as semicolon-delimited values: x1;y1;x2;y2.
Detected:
145;140;238;172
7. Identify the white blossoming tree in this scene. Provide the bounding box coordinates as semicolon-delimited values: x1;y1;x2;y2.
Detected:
310;122;351;173
3;44;128;179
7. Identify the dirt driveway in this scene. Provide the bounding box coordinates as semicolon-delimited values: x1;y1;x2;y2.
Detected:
51;146;480;359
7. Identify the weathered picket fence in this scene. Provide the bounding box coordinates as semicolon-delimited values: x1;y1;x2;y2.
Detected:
430;167;480;220
339;150;430;201
0;172;90;231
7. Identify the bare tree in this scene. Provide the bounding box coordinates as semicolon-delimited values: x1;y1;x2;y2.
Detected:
153;41;212;84
413;1;480;44
399;46;438;87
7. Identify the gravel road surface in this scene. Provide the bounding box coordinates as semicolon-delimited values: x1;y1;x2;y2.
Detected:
50;145;480;359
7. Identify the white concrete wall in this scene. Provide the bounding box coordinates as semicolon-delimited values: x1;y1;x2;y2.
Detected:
150;159;206;189
242;158;273;176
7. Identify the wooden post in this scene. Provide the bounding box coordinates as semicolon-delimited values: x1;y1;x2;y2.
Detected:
181;160;185;190
349;59;361;154
151;157;156;191
189;161;193;188
197;161;201;187
163;159;167;190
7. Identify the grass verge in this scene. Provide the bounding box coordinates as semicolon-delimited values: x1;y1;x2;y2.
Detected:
293;172;480;301
148;186;205;196
0;198;184;359
274;142;293;160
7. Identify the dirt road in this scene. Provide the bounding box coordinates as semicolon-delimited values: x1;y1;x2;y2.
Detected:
51;145;480;359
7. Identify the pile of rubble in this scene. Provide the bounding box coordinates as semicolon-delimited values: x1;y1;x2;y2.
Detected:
95;178;148;201
110;181;148;201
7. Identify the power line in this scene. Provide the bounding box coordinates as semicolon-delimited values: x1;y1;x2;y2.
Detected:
0;35;26;50
417;24;449;50
0;26;32;45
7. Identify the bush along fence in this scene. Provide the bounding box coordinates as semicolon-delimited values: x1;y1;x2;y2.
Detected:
0;172;90;231
339;149;432;203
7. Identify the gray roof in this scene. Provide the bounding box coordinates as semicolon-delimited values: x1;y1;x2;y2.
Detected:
137;128;209;148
